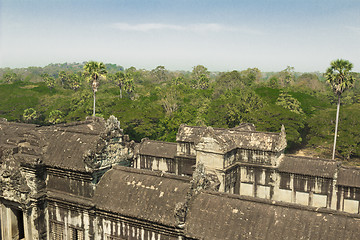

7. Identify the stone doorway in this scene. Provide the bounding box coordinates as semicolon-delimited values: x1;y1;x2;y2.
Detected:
10;208;25;240
0;204;25;240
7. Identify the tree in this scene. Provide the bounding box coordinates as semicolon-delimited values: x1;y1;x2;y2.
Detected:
277;66;295;87
123;74;134;98
112;71;126;98
268;76;279;88
192;65;209;81
23;108;38;122
191;65;210;89
83;61;107;116
295;73;325;92
49;110;64;124
2;72;21;83
325;59;355;159
241;68;261;86
58;71;81;91
213;71;244;97
68;73;82;91
151;66;168;83
276;91;304;114
58;71;68;87
172;76;184;86
198;74;209;89
160;90;178;115
207;88;263;128
41;73;55;90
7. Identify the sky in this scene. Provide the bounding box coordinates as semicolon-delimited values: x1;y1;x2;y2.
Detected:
0;0;359;72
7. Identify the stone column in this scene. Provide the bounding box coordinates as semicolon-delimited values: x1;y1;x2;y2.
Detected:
0;203;5;240
330;176;338;210
290;174;295;203
23;209;30;240
2;206;12;240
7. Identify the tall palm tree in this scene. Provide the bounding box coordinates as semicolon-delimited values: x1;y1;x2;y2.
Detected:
325;59;355;159
124;73;134;97
83;61;107;116
113;71;126;98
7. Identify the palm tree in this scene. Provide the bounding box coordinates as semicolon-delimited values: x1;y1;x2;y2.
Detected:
113;71;126;98
325;59;355;159
124;73;134;97
83;61;107;116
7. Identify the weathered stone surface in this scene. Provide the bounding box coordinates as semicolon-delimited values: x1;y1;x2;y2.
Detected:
1;118;360;240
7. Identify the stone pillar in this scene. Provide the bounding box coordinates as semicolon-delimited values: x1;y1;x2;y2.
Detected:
269;170;279;200
83;210;90;240
0;203;4;240
1;205;12;240
45;203;49;240
330;179;338;210
175;158;180;175
339;187;344;211
290;174;295;203
23;209;30;240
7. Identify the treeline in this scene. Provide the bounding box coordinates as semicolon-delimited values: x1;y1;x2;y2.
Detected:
0;63;360;163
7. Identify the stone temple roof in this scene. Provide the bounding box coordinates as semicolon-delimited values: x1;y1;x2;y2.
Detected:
93;166;360;240
40;119;106;171
176;123;256;143
338;167;360;188
137;139;177;159
185;191;360;240
278;155;339;178
0;117;107;171
0;120;44;164
193;124;287;153
93;165;191;227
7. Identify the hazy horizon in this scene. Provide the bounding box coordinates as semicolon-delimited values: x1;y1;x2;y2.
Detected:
1;0;359;73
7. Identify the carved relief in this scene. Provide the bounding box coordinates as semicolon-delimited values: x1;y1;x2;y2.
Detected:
84;116;135;170
0;148;31;205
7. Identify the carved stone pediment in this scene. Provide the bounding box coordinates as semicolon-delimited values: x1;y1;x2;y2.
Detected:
195;126;226;153
84;116;135;170
0;148;31;206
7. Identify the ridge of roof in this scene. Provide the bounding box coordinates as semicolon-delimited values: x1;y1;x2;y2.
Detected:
112;165;190;182
201;190;360;219
285;154;339;163
50;120;94;128
179;124;280;136
141;139;177;145
340;165;360;170
0;120;39;128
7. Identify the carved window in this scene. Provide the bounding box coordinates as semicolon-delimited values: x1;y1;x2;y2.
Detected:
294;174;307;192
140;155;146;169
186;143;191;155
247;150;271;165
179;158;195;176
279;173;291;190
307;176;316;192
316;177;330;195
140;155;153;170
343;187;358;200
225;169;238;193
69;226;84;240
166;159;175;173
50;221;64;240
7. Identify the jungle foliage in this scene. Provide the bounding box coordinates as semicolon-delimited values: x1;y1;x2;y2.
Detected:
0;63;360;163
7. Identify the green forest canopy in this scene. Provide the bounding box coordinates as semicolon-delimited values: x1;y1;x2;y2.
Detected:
1;62;360;164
